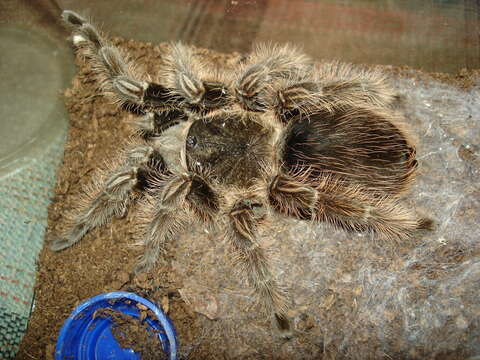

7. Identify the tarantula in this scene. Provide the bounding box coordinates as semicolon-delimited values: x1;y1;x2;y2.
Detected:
53;10;433;338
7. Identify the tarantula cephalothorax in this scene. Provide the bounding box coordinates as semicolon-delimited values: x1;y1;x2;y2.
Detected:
53;10;433;337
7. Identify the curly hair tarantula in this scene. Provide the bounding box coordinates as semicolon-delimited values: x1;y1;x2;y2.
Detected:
53;10;433;338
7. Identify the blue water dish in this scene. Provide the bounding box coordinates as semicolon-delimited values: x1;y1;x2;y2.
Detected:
55;291;178;360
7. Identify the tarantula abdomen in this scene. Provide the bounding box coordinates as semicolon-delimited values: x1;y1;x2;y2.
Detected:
282;103;417;194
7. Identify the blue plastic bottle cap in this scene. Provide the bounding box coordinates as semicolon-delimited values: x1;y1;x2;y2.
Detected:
55;291;178;360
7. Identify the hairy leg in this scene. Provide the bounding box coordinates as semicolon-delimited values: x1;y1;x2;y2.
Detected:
62;10;181;113
235;43;313;111
50;144;164;251
313;176;434;240
272;62;397;122
160;43;206;105
268;172;318;219
225;197;292;338
315;61;397;109
160;42;232;112
135;173;218;273
269;173;433;241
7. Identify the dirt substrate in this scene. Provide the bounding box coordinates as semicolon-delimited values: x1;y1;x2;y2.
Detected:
16;38;479;359
93;307;166;360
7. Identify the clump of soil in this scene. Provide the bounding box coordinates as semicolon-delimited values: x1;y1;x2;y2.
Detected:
16;36;479;360
93;306;166;360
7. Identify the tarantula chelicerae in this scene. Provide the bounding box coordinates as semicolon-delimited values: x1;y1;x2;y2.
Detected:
53;10;433;337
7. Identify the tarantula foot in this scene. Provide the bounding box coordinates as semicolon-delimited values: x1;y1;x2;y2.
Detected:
133;262;154;274
273;313;294;339
49;223;89;251
134;254;157;274
61;10;86;26
133;263;149;274
49;235;76;252
417;217;436;232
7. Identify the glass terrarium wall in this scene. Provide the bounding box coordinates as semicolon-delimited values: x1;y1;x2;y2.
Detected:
57;0;480;73
0;1;74;357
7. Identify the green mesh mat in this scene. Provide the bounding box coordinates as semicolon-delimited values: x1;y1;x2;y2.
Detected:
0;132;66;359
